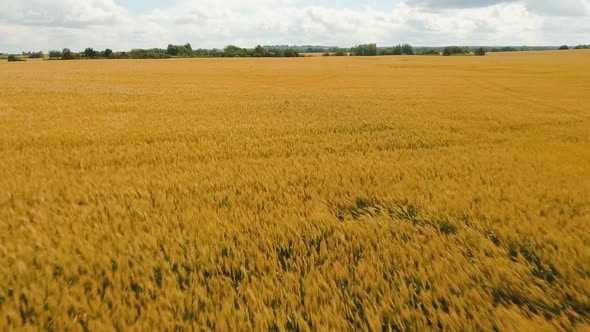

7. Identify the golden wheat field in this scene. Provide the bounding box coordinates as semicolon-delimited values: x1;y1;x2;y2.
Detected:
1;50;589;331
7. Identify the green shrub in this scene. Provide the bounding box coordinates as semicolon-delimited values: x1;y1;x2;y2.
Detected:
7;55;24;62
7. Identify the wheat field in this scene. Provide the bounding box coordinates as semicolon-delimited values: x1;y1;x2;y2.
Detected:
1;51;589;331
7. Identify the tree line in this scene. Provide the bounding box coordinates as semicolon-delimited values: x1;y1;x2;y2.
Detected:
40;44;301;60
5;42;588;61
347;44;415;56
5;44;485;60
344;44;487;57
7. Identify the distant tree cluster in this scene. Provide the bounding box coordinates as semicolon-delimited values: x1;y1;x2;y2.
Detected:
322;49;348;56
45;48;75;60
43;44;301;60
127;49;171;59
62;48;75;59
487;46;568;52
7;54;25;62
304;46;331;53
84;48;98;58
48;50;63;58
416;49;439;55
166;43;299;58
19;51;43;58
474;47;487;56
8;41;588;62
382;44;414;55
49;47;173;60
401;44;414;55
443;46;469;56
28;51;44;58
222;45;300;57
350;43;414;56
166;43;193;56
264;45;339;53
306;46;326;53
489;46;518;52
350;44;378;56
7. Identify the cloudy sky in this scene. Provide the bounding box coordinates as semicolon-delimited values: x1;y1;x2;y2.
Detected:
1;0;589;52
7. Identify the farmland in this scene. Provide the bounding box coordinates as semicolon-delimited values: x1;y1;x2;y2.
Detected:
1;51;589;330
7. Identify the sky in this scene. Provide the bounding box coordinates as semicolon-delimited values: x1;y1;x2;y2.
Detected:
1;0;589;53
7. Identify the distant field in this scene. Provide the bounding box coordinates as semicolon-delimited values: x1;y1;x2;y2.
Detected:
1;51;589;330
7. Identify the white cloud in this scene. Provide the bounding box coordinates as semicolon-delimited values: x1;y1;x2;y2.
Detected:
524;0;589;17
0;0;128;27
406;0;590;16
0;0;588;53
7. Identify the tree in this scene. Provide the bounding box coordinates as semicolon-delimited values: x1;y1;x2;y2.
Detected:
254;45;265;57
62;48;74;60
443;46;468;56
29;51;44;58
48;50;63;59
401;43;414;55
351;44;377;56
490;46;517;52
224;45;248;57
474;47;486;56
128;48;171;59
84;48;97;58
392;44;403;55
167;44;179;56
416;49;439;55
559;45;569;50
103;48;113;58
266;48;284;57
283;48;299;57
165;43;194;56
